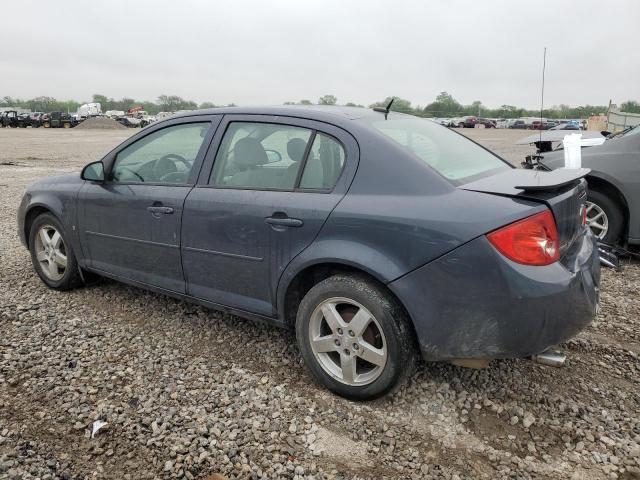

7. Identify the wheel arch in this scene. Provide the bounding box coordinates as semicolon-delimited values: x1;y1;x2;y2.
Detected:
23;204;58;246
278;261;420;349
586;173;630;241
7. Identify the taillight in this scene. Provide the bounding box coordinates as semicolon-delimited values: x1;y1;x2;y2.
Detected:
581;204;587;226
487;210;560;266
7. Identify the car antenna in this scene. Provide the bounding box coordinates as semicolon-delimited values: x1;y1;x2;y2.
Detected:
539;47;547;146
373;97;395;119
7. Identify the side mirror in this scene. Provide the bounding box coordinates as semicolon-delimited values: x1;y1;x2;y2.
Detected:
81;161;105;182
264;149;282;163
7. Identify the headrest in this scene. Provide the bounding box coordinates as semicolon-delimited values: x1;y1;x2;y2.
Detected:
287;138;307;163
234;137;268;168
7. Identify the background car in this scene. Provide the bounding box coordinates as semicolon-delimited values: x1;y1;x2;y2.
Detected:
42;112;77;128
531;120;550;130
18;106;600;400
509;119;528;129
1;110;31;128
476;118;496;128
29;112;44;127
456;115;479;128
539;125;640;245
550;123;580;131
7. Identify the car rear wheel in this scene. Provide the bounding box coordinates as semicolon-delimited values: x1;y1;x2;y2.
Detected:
29;213;82;290
296;274;416;400
586;190;623;244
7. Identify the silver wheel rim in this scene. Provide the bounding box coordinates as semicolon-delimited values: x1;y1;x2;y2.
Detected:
308;297;387;386
34;224;67;281
586;201;609;240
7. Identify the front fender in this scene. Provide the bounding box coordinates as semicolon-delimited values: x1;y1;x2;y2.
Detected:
18;185;84;263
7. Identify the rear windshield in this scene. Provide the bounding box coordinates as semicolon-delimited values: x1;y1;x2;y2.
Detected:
367;115;511;185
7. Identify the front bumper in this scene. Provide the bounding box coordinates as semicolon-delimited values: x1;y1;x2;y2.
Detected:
17;194;29;248
389;231;600;361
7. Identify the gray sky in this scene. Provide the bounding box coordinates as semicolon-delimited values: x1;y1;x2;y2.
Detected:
1;0;638;109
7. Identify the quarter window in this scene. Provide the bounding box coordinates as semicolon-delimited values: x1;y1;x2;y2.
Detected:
111;122;209;184
299;133;345;189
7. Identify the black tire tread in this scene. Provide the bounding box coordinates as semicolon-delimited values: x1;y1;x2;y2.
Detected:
28;213;82;291
587;189;624;244
296;273;417;400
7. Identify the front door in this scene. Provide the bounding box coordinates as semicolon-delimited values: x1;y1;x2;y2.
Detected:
78;118;218;293
182;116;356;315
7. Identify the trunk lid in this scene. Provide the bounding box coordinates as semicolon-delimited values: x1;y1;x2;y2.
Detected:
460;168;590;253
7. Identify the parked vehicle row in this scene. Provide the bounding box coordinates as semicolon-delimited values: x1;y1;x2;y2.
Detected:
1;111;78;128
429;116;586;130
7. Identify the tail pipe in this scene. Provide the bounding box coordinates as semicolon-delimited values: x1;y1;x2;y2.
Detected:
531;349;566;367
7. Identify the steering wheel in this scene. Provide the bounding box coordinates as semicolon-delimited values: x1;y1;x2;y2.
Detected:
156;154;192;183
117;166;145;182
160;153;190;168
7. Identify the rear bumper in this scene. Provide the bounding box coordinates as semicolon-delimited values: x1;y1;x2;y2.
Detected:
389;231;600;361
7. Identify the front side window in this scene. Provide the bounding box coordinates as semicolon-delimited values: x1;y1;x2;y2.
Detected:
368;115;510;185
111;122;209;184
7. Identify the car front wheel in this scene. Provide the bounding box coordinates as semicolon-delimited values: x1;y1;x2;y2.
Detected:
296;274;416;400
29;213;82;290
586;190;624;244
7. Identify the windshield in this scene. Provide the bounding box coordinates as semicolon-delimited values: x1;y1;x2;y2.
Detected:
367;114;511;185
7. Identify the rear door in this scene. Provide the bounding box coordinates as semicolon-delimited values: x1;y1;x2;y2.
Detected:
78;116;220;292
182;115;358;316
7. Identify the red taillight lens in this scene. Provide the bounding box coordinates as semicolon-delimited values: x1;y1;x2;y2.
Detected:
487;210;560;266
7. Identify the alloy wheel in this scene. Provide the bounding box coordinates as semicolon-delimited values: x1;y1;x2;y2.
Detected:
585;201;609;240
34;225;67;281
308;297;387;386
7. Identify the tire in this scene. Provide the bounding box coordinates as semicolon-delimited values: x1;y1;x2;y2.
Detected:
28;213;82;290
296;274;417;400
63;122;70;129
586;189;624;244
43;121;50;128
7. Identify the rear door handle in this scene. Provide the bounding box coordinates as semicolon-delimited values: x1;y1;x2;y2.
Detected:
147;206;174;215
265;215;303;228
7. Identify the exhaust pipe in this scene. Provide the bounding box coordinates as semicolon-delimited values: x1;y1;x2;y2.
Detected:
531;350;566;368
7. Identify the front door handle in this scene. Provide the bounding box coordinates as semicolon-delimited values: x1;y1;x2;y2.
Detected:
265;214;303;228
147;206;174;215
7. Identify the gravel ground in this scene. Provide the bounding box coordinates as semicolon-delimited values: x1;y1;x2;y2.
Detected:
0;128;638;480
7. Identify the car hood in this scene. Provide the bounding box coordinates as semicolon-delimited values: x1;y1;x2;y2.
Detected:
27;172;83;191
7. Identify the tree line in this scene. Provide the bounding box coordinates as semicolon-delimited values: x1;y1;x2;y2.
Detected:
2;92;639;118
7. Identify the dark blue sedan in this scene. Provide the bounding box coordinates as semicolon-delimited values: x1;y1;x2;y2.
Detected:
18;106;600;399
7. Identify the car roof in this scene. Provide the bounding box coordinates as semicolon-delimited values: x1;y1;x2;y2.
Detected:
170;105;380;125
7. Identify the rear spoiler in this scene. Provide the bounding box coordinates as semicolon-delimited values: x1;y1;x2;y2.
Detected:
460;168;590;196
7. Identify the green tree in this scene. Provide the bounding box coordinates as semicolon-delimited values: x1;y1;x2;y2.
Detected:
423;91;462;116
318;95;337;105
369;96;414;114
620;100;640;113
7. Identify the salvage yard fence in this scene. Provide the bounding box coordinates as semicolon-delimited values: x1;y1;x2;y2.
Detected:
607;108;640;132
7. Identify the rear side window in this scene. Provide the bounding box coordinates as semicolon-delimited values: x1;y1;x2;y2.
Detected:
369;115;510;185
210;122;346;191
